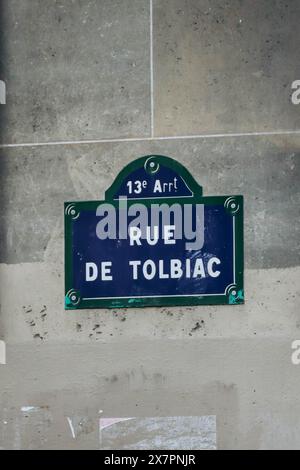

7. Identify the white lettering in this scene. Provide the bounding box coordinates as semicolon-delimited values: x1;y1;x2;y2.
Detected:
207;257;221;277
143;260;156;280
146;225;159;245
193;258;206;278
159;259;169;279
85;261;113;281
153;179;162;193
86;262;98;281
170;259;183;278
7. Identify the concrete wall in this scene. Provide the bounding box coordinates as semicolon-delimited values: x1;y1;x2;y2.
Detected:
0;0;299;449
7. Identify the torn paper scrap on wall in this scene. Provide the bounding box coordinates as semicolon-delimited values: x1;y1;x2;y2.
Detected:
99;416;216;450
0;80;6;104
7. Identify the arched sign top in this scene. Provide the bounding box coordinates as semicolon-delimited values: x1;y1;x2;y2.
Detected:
105;155;203;200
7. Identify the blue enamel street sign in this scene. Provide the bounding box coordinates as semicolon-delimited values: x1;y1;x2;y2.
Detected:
64;155;244;309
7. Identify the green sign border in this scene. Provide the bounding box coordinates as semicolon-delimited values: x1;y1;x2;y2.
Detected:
65;155;244;310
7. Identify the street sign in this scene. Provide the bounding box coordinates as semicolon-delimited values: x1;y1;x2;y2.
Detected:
64;155;244;309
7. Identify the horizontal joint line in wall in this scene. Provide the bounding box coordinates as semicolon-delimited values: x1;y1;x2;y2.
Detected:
1;129;300;148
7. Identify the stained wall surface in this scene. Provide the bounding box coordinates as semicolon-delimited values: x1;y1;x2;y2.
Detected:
0;0;299;450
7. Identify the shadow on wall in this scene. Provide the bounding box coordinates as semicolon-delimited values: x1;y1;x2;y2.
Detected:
0;0;6;104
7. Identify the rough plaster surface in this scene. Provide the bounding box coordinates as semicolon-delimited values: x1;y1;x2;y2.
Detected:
154;0;300;135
